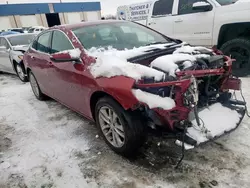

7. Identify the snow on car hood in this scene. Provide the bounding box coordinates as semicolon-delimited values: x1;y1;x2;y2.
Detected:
87;43;212;111
87;43;213;80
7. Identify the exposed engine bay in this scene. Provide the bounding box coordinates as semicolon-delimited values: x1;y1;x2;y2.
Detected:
132;45;233;109
130;45;246;149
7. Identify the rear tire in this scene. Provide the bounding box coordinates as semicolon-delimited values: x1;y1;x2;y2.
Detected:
220;38;250;77
15;63;28;82
29;71;47;101
95;97;145;157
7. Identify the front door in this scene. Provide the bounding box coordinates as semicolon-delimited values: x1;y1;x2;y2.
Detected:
0;38;15;74
173;0;215;46
147;0;175;38
47;30;89;115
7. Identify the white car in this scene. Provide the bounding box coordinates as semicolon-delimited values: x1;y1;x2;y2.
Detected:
118;0;250;76
0;33;36;82
28;26;46;34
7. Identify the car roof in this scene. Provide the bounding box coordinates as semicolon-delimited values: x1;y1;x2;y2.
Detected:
3;33;36;38
53;20;127;30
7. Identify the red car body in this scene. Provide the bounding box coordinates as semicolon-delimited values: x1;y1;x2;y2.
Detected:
23;21;245;157
24;21;142;121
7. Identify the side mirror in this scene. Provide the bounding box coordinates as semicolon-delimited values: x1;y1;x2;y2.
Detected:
50;51;81;63
0;46;7;52
192;2;212;11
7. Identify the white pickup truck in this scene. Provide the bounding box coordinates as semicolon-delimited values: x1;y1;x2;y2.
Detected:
117;0;250;76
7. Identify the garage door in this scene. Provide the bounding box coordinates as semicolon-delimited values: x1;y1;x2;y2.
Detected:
86;11;99;21
0;17;12;30
67;12;81;24
20;15;38;27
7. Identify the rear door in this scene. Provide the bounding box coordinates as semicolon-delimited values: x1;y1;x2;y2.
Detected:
147;0;175;38
48;30;89;115
28;31;53;94
0;37;15;74
173;0;215;46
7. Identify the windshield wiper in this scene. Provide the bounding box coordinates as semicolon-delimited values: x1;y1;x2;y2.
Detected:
145;42;167;46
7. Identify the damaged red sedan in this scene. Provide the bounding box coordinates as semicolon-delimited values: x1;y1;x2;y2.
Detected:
24;20;246;157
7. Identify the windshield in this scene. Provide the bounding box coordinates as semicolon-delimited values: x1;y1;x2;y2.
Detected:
72;22;171;50
216;0;237;5
8;34;36;46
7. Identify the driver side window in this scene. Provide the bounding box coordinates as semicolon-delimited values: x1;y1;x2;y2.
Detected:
51;31;74;54
178;0;211;15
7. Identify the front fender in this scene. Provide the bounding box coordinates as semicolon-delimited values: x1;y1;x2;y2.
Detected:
95;76;139;110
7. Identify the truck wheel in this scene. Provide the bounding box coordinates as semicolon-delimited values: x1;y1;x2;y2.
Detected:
29;71;47;101
220;38;250;77
95;97;145;156
15;63;28;82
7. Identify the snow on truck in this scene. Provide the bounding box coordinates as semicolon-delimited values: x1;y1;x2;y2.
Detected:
117;0;250;76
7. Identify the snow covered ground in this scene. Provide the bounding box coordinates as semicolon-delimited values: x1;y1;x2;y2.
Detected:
1;73;250;188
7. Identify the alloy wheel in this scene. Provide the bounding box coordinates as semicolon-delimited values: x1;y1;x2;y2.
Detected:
98;106;125;148
16;64;25;80
30;73;39;97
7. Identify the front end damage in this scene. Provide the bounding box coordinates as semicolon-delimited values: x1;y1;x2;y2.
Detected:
132;55;246;154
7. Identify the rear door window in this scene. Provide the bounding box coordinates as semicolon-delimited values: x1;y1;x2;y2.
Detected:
152;0;174;16
36;32;52;53
51;30;74;54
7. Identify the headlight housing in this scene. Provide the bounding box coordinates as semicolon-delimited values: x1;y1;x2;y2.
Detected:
18;55;23;60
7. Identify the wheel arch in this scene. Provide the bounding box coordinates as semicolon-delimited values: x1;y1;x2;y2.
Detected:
90;91;127;121
217;22;250;49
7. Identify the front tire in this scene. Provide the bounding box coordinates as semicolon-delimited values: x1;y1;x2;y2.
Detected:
220;38;250;77
15;63;28;82
29;71;47;101
95;97;145;156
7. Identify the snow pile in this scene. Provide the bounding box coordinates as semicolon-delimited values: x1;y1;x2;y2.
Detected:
132;89;176;110
89;55;165;81
58;48;81;58
193;1;210;7
68;48;81;58
174;45;212;55
0;78;91;188
150;54;196;76
87;42;176;60
187;103;242;144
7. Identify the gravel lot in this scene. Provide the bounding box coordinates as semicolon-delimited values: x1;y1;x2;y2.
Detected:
0;73;250;188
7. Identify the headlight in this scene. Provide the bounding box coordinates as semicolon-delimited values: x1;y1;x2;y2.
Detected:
18;55;23;60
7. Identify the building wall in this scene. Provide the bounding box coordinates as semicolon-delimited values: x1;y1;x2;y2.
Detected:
85;11;101;21
20;15;39;27
0;17;12;30
66;12;82;24
0;2;101;30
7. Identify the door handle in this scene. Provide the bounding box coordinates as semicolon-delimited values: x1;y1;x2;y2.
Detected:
31;56;35;59
175;19;183;23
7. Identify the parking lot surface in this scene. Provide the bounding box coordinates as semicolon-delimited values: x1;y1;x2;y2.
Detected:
1;74;250;188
